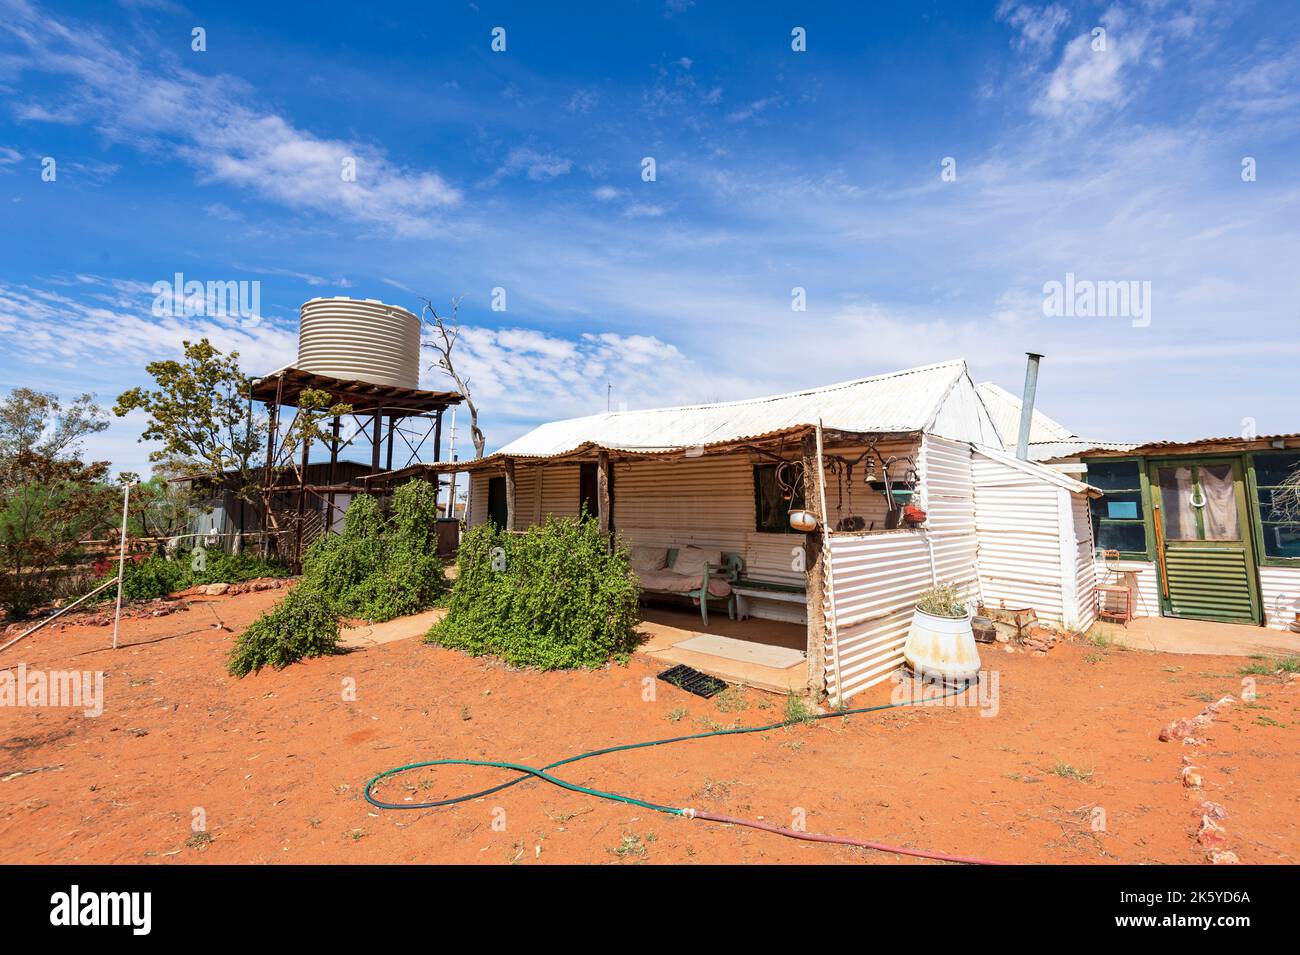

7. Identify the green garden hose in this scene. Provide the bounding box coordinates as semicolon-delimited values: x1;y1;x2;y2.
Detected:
364;680;1009;865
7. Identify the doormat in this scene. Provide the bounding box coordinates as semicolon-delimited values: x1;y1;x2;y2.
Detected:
657;664;729;699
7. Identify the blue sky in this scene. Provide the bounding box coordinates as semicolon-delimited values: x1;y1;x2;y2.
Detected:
1;0;1298;475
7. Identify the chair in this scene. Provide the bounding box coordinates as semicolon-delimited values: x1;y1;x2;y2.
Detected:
1096;549;1132;625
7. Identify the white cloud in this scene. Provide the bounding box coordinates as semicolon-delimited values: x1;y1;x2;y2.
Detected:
592;185;622;201
487;145;573;184
996;1;1071;57
0;1;460;235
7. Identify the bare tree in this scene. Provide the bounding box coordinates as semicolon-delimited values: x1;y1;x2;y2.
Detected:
1273;465;1300;524
420;297;485;459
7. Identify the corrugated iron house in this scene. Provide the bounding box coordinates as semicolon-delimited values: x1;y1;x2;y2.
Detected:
435;360;1101;702
973;386;1300;632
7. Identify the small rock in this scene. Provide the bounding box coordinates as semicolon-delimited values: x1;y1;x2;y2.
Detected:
1160;718;1198;742
1197;815;1228;848
1200;801;1228;821
204;583;231;596
1181;767;1202;788
1208;849;1240;865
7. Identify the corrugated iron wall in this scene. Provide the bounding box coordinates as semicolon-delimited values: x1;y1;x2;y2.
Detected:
1070;491;1098;631
823;531;932;699
1260;565;1300;630
972;452;1067;623
821;434;974;701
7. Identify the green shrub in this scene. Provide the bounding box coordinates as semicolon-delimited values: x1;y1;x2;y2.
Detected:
300;481;446;622
225;479;445;677
226;584;341;676
914;583;970;618
428;516;640;669
92;550;289;604
189;550;289;587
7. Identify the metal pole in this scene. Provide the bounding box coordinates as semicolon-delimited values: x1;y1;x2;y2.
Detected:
112;480;135;650
444;407;458;518
1015;352;1044;461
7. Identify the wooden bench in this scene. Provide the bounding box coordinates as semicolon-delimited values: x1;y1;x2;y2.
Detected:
637;549;742;627
730;577;807;621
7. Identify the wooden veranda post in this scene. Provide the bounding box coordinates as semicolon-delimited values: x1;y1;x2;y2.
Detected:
504;457;516;531
597;449;611;537
800;431;828;701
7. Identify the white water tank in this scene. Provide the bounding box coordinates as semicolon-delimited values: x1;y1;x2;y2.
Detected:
297;297;421;389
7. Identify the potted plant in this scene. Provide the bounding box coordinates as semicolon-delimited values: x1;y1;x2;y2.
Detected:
903;583;981;683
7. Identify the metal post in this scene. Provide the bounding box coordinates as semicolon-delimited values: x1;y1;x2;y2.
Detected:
444;407;458;518
112;480;134;650
1015;352;1044;461
371;407;384;474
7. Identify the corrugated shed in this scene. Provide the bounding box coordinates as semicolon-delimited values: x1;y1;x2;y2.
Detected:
1260;566;1300;631
480;359;999;463
972;446;1097;628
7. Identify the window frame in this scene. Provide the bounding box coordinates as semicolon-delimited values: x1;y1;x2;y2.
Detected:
1082;456;1154;561
1247;450;1300;567
753;462;805;534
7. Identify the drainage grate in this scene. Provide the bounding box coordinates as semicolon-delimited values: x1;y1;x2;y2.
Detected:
657;664;729;699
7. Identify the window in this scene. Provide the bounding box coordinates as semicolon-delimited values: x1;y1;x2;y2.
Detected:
1085;459;1148;556
754;462;805;533
1252;451;1300;560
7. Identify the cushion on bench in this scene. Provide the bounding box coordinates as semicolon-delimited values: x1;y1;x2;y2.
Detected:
637;568;732;598
629;545;668;572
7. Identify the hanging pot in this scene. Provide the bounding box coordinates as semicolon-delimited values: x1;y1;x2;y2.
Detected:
901;503;927;525
788;509;818;532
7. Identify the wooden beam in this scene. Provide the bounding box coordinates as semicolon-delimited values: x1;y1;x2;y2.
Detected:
504;458;517;531
293;428;313;568
597;450;611;537
801;432;828;702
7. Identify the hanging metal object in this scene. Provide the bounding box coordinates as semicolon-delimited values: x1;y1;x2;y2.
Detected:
788;509;818;532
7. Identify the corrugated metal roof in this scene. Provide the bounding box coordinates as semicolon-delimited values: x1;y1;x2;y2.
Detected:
1026;439;1139;461
488;360;979;463
975;381;1076;446
1051;433;1300;459
972;443;1102;497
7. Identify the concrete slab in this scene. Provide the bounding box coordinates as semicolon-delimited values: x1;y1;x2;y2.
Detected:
636;606;808;694
1103;615;1299;657
339;608;446;649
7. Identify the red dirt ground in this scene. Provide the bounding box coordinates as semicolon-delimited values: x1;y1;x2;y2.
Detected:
1;590;1297;865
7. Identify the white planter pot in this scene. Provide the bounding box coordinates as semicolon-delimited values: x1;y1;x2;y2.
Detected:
903;607;981;683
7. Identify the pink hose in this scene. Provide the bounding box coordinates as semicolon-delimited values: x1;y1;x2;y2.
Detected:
689;809;1012;865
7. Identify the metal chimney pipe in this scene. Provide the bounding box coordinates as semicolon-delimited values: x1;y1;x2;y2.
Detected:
1015;352;1044;460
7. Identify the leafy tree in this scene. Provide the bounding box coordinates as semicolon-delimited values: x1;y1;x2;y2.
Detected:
0;452;116;616
0;388;108;471
0;389;114;617
113;338;264;491
114;342;349;555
